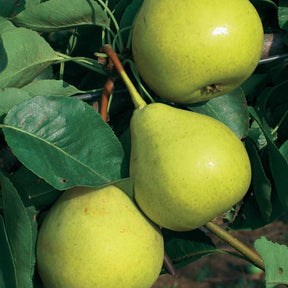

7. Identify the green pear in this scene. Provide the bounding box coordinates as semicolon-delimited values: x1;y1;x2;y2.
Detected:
36;185;164;288
132;0;264;104
130;103;251;231
101;45;251;231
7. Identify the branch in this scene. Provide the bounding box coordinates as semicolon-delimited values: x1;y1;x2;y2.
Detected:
205;221;265;271
100;78;115;122
163;251;177;276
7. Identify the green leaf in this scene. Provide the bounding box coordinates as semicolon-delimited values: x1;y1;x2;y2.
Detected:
0;214;17;288
0;0;18;17
33;66;54;82
250;0;278;22
230;190;284;231
113;0;133;23
248;121;268;150
162;229;240;271
0;0;41;17
266;139;288;211
254;237;288;288
0;28;62;89
248;90;277;145
249;106;288;211
0;17;16;33
279;140;288;162
1;174;37;288
12;0;110;32
240;73;269;102
2;96;125;190
10;166;62;210
22;80;83;97
187;88;249;139
278;0;288;30
265;80;288;127
245;137;272;222
268;60;288;86
119;0;144;48
0;88;32;121
114;177;134;199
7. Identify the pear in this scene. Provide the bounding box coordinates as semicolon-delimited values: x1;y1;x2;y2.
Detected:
132;0;264;104
36;185;164;288
102;45;252;231
130;103;251;231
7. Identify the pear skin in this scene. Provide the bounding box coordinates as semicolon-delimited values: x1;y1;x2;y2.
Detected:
130;103;251;231
36;185;164;288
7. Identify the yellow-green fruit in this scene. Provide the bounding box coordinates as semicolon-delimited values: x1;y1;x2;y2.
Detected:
132;0;264;104
36;185;164;288
130;103;251;231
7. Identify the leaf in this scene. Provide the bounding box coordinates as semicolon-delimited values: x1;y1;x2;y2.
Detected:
245;137;272;222
0;0;18;17
249;107;288;211
1;174;37;288
265;80;288;126
22;80;83;97
250;0;278;22
0;0;41;17
279;140;288;162
278;0;288;30
0;214;17;288
162;229;240;271
240;73;269;102
1;96;125;190
268;59;288;86
0;88;32;121
0;28;62;89
12;0;110;32
0;17;16;34
114;177;134;199
187;88;249;139
254;237;288;288
248;121;268;150
113;0;133;23
230;189;284;231
10;166;62;210
266;139;288;211
119;0;144;47
248;90;277;144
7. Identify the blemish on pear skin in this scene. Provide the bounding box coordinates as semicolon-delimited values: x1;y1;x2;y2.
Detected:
120;228;126;233
202;84;223;95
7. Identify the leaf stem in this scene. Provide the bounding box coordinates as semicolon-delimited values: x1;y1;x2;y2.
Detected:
55;52;106;75
205;221;265;271
97;0;124;51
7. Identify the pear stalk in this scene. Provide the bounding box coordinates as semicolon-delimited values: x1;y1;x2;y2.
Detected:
101;44;147;109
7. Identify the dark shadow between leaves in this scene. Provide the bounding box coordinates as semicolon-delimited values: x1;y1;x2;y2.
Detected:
0;36;7;73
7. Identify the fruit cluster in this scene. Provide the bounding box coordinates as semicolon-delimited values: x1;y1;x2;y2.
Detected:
36;1;264;287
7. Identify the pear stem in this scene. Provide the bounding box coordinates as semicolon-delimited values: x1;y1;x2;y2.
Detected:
205;221;265;271
101;45;147;109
